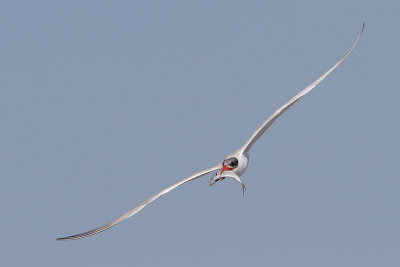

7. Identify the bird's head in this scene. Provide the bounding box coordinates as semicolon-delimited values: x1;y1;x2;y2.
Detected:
221;157;238;173
209;157;246;194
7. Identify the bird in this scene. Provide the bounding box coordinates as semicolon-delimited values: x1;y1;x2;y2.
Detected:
57;23;364;241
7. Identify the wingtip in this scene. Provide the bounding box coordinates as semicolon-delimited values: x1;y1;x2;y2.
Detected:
57;234;87;241
56;236;74;241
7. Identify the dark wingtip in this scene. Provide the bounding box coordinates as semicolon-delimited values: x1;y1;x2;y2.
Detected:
57;236;75;241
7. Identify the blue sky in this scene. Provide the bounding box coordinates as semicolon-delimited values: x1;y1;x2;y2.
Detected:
1;1;399;266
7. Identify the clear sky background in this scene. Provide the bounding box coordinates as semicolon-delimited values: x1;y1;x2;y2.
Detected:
1;1;398;266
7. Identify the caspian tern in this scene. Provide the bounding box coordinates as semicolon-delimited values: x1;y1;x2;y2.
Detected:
57;24;364;241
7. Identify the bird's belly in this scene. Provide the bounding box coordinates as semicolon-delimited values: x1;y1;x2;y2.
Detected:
235;153;249;176
235;164;248;176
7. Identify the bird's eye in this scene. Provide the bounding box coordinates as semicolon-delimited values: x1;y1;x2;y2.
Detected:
231;159;238;168
223;157;239;168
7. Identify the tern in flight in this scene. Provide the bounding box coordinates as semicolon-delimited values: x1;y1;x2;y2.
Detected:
58;24;364;241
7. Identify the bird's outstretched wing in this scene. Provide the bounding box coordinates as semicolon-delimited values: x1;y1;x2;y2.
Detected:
241;23;364;153
57;164;220;241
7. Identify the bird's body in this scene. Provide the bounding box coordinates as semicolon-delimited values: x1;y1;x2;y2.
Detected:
58;24;364;241
231;150;249;177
